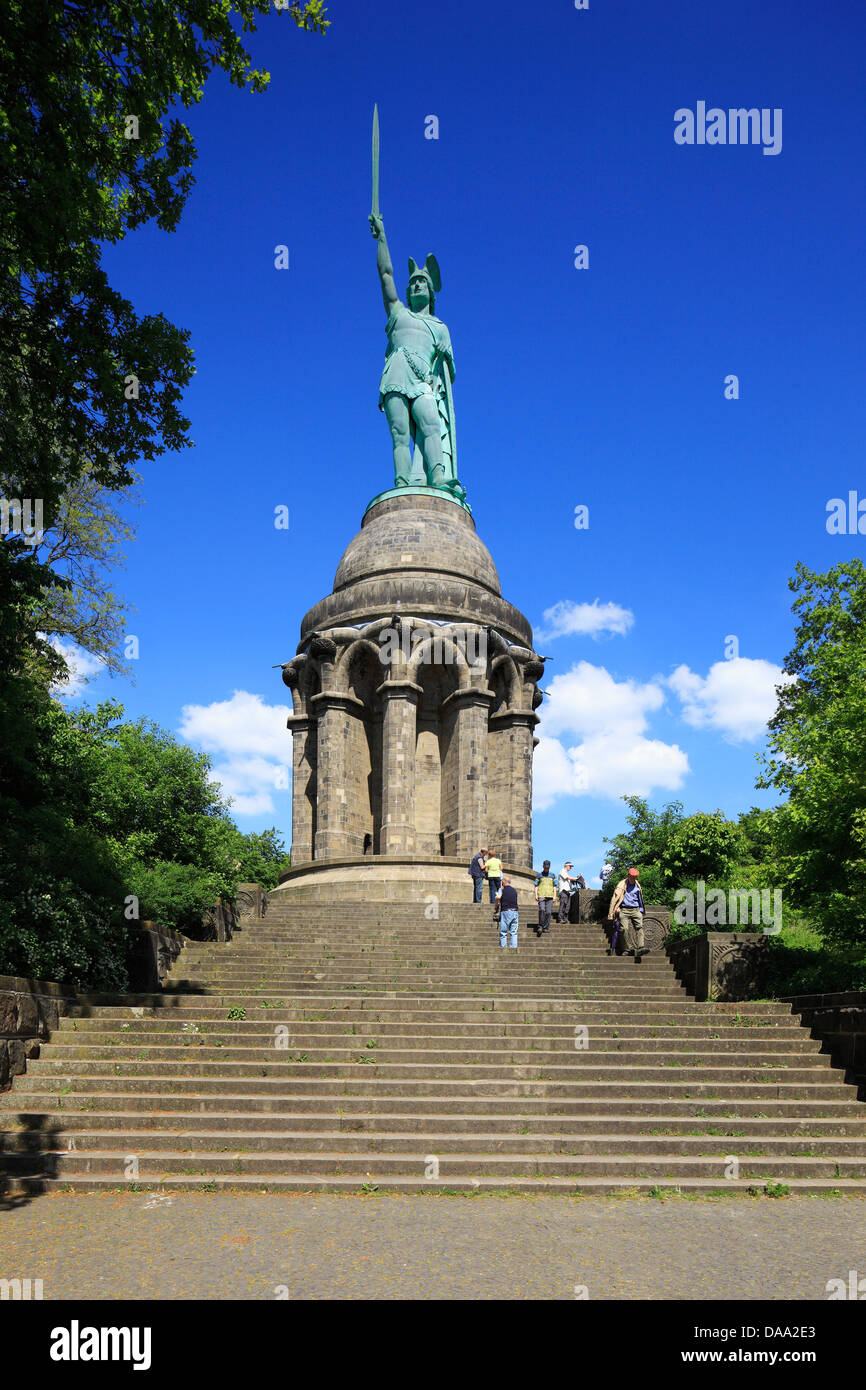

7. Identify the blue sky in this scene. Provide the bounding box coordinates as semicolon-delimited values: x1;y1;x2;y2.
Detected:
57;0;866;883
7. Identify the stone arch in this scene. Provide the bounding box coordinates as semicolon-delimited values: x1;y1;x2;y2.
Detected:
334;637;382;699
408;632;472;687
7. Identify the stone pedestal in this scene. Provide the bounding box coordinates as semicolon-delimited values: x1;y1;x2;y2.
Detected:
276;492;543;902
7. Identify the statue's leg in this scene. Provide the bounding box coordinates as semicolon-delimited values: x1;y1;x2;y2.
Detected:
412;394;445;487
383;393;417;487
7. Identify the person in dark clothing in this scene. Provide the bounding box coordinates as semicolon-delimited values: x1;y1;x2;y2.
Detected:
496;876;519;949
469;847;488;903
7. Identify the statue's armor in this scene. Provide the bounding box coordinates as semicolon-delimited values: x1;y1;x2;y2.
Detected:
378;303;454;408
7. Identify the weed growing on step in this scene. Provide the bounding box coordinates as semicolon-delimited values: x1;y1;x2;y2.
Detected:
227;1007;246;1020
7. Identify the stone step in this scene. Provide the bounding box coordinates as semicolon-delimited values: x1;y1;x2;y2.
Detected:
50;1027;821;1052
7;1172;861;1195
6;1109;866;1136
53;1020;811;1043
25;1054;839;1083
6;1128;866;1159
36;1044;831;1067
66;998;797;1020
21;1150;866;1180
5;1091;859;1118
164;984;688;998
10;1074;852;1100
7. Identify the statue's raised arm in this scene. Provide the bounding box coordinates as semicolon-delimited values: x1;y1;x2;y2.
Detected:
369;213;399;314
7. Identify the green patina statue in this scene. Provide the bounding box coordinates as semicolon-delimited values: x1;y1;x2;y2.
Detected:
368;109;465;502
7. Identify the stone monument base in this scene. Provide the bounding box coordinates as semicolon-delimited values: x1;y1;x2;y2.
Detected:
273;856;538;904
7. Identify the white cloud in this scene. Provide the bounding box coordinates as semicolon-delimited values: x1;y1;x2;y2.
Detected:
534;661;689;810
667;658;794;743
536;599;634;642
178;690;292;817
49;638;104;699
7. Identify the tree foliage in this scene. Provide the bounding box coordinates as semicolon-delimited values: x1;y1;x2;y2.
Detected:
222;826;291;892
0;690;292;986
758;559;866;943
1;0;328;511
13;467;141;678
602;796;749;909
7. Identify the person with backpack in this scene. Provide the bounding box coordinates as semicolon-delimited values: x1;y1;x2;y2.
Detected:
469;847;488;903
607;865;646;963
484;850;502;904
534;860;557;936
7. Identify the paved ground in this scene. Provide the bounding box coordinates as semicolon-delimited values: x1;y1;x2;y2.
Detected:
2;1191;865;1299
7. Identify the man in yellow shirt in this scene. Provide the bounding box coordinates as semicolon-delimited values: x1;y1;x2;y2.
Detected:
534;860;557;936
485;851;502;904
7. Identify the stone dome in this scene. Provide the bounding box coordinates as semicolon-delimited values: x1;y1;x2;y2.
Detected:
334;493;501;596
300;492;533;646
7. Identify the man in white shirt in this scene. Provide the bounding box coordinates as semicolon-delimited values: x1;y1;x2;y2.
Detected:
557;863;577;924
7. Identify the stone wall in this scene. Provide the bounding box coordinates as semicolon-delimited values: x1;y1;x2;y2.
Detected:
783;992;866;1091
0;975;72;1087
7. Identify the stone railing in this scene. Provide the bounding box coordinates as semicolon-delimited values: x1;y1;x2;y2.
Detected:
235;883;268;927
126;922;187;992
0;974;73;1087
783;992;866;1091
666;931;770;1001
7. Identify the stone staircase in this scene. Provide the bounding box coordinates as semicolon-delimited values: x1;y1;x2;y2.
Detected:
2;900;866;1194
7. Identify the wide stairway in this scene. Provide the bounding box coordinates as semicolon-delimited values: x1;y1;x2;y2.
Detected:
3;901;866;1193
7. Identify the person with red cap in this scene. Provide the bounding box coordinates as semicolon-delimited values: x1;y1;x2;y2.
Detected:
607;866;646;963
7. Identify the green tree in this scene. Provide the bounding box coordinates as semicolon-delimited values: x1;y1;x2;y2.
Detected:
602;796;741;909
1;0;328;511
758;559;866;943
14;467;141;679
222;826;291;891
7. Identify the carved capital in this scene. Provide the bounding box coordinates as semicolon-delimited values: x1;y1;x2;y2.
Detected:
308;632;338;663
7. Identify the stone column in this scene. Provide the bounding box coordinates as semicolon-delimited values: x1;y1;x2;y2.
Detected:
441;687;494;859
286;714;316;864
488;709;537;869
378;679;421;855
311;691;365;860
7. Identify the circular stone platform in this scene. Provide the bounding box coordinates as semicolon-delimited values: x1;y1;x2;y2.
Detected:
274;857;539;905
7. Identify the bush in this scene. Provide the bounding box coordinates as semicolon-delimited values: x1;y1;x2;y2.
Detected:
124;859;226;934
761;919;866;997
0;873;128;992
